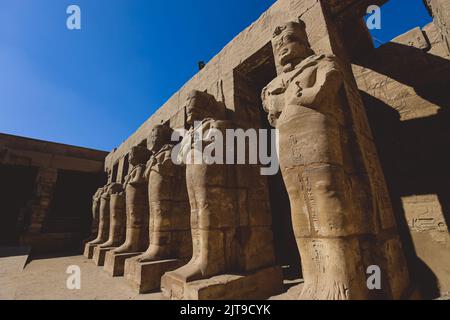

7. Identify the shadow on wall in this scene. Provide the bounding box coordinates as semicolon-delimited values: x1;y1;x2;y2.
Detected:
0;165;38;246
355;40;450;299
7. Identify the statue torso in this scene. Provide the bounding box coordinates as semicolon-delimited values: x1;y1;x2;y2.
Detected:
262;54;341;128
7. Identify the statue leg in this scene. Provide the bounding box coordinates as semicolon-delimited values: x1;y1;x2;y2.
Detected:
166;165;226;282
88;198;110;245
114;188;148;253
99;198;117;248
282;164;368;300
138;200;172;262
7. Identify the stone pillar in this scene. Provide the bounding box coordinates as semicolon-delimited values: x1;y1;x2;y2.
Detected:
84;184;111;263
20;167;58;245
161;90;283;300
101;183;126;248
83;187;103;258
124;124;192;293
105;146;151;275
260;4;411;299
93;183;126;266
424;0;450;54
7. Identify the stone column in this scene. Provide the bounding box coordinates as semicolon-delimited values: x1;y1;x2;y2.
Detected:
161;90;283;300
124;124;192;293
105;147;151;276
20;167;58;248
99;183;126;248
424;0;450;54
113;146;151;254
261;14;410;300
93;183;127;266
83;187;103;258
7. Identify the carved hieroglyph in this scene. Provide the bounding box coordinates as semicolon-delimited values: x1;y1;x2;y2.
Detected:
87;185;111;246
98;183;126;248
262;21;391;300
113;146;151;254
136;124;191;263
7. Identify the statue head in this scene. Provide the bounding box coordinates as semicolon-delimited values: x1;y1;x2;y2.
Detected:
106;167;112;183
148;124;173;153
129;145;151;166
184;90;224;125
109;183;124;194
93;187;103;202
272;20;314;67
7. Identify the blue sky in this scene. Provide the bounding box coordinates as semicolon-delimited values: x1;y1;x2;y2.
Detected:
0;0;432;151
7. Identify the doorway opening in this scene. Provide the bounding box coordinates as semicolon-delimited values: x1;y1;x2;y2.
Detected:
0;165;38;245
43;169;105;240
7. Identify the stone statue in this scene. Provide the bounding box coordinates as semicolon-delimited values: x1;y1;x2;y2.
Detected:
165;90;237;282
261;20;369;299
113;145;151;254
91;187;103;226
84;168;113;258
136;124;191;263
98;183;126;248
87;185;111;246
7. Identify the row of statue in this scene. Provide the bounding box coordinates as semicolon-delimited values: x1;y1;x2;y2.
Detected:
85;19;409;300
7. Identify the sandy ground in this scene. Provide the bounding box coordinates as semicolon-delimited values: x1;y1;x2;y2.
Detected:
2;253;447;300
0;252;301;300
0;254;165;300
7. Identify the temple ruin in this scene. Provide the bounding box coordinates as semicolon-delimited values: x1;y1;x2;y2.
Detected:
2;0;449;300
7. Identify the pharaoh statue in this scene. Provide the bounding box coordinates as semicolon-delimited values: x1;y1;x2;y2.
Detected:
113;145;151;254
90;187;104;234
136;124;191;263
261;20;372;299
87;184;112;247
84;169;113;257
164;90;238;283
98;183;126;249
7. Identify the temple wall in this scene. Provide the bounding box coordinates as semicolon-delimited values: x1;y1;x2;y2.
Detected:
353;21;450;297
105;0;336;170
0;133;107;252
425;0;450;54
98;0;450;298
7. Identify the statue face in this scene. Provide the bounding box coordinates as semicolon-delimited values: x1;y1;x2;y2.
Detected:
129;146;150;166
273;29;310;66
148;127;167;152
185;94;205;125
109;183;123;194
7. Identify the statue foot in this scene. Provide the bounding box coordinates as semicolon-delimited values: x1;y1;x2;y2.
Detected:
88;239;104;246
136;246;168;263
299;281;352;300
169;259;215;283
136;253;158;263
113;244;137;254
99;241;114;248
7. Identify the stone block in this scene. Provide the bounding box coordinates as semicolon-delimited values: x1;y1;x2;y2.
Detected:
125;258;185;294
161;266;283;300
93;246;115;266
104;251;141;277
83;243;97;259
